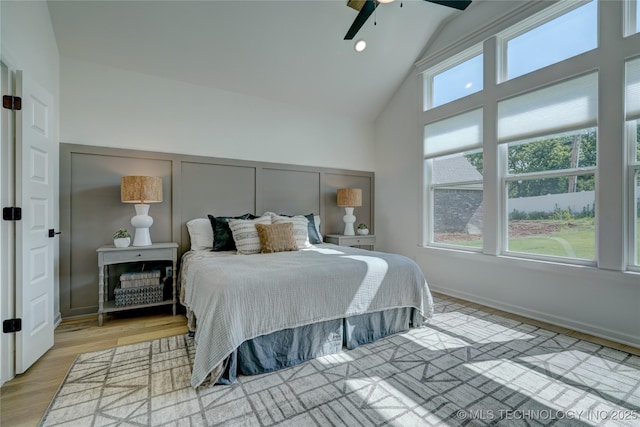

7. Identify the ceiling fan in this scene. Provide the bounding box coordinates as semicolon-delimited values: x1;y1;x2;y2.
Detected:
344;0;472;40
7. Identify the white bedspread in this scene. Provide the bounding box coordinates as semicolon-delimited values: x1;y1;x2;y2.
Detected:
180;244;433;387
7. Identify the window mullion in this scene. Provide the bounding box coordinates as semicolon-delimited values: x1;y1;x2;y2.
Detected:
597;0;627;270
505;166;597;181
432;179;483;189
482;36;500;256
423;159;433;246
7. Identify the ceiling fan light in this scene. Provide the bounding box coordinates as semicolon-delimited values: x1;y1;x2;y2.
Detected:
354;39;367;52
377;0;395;3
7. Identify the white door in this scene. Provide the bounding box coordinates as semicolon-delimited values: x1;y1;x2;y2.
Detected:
0;61;16;384
15;71;55;373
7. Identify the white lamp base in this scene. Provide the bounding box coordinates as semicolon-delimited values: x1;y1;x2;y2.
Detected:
342;207;356;236
131;204;154;246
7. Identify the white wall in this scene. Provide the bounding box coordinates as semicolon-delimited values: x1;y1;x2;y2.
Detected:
0;0;60;383
374;0;640;347
61;57;375;172
374;72;422;259
1;1;60;96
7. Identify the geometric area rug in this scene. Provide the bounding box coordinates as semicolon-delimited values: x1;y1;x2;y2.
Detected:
40;296;640;426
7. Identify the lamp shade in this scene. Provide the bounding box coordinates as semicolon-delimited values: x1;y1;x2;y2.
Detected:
121;176;163;204
337;188;362;207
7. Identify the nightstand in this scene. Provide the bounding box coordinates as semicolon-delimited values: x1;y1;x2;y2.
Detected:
96;242;178;326
324;234;376;250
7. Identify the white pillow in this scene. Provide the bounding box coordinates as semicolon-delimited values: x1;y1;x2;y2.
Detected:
186;218;213;251
227;215;272;255
272;214;311;249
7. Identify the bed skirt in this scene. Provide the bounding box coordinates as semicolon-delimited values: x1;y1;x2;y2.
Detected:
214;307;423;384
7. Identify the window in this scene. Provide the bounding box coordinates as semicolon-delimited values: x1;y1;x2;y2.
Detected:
424;109;484;247
626;57;640;267
419;0;638;271
634;169;640;266
423;45;483;110
626;0;640;36
431;55;483;108
505;131;597;260
498;73;598;261
499;1;597;81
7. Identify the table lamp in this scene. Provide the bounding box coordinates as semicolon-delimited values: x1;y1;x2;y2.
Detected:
337;188;362;236
120;176;163;246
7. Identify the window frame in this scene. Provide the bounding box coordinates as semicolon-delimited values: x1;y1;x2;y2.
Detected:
625;55;640;270
423;108;484;250
422;44;483;111
626;122;640;271
418;0;640;272
425;152;484;250
624;0;639;36
501;140;598;265
496;0;597;83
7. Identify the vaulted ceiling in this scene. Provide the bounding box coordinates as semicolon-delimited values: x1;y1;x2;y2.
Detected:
47;0;469;122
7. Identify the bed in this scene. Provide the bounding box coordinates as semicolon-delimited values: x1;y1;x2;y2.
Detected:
179;214;433;388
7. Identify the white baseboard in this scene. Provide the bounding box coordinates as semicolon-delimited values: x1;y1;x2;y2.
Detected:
430;285;640;349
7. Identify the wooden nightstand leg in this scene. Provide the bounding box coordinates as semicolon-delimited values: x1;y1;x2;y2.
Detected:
172;258;177;316
98;265;105;326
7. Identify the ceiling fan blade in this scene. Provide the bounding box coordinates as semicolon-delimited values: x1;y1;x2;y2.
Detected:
343;0;471;40
425;0;472;11
344;0;376;40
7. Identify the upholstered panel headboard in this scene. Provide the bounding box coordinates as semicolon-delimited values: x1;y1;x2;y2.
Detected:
59;143;374;318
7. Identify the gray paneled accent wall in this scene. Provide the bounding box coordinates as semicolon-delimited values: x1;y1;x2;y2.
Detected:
178;161;257;255
258;168;320;216
59;144;374;318
324;172;373;235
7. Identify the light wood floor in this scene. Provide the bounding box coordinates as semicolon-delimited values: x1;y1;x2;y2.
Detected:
1;296;638;427
0;308;188;427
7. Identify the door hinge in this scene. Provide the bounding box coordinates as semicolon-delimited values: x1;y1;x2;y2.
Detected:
2;207;22;221
2;95;22;111
3;319;22;333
